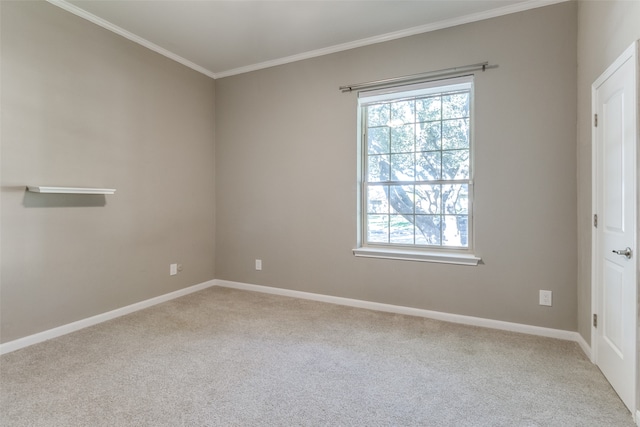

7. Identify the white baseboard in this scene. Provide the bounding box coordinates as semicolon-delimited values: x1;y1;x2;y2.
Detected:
0;280;216;355
215;279;588;349
574;332;592;359
1;278;591;358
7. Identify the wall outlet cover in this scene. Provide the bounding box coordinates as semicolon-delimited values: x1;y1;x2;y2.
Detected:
539;290;552;306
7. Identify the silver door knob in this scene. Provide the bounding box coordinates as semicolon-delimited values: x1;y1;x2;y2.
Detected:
612;247;633;259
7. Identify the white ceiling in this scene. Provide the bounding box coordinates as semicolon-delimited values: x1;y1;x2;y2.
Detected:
51;0;564;78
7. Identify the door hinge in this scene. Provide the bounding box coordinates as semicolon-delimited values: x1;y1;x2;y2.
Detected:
594;113;598;127
593;313;598;328
593;214;598;228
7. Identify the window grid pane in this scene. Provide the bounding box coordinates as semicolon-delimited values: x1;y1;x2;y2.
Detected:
364;87;471;249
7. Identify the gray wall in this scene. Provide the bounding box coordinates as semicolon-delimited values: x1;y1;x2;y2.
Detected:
1;0;586;344
215;2;578;331
576;1;640;343
1;1;216;343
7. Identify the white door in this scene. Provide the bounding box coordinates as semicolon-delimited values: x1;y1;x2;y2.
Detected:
592;41;638;414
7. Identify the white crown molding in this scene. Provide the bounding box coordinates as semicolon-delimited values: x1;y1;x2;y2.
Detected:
48;0;568;80
214;0;569;78
46;0;217;79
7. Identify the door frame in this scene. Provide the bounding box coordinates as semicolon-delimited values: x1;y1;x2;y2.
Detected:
591;40;639;417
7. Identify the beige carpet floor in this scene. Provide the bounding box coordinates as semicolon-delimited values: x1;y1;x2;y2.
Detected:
0;286;634;426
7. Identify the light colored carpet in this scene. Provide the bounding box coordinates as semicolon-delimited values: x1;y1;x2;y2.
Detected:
0;286;634;426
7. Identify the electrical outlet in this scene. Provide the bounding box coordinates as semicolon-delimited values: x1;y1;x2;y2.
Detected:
177;264;183;273
170;263;178;276
255;259;262;271
539;290;552;306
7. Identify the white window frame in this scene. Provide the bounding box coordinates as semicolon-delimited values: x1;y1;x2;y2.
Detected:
354;76;481;266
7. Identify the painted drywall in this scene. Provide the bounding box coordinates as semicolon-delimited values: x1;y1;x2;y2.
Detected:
576;1;640;344
215;2;578;330
0;1;216;343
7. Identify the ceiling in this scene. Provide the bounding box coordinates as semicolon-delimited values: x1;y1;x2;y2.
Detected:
52;0;563;79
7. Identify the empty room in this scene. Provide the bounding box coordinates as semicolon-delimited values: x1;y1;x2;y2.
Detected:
1;0;640;425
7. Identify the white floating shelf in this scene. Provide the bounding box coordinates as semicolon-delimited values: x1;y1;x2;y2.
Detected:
27;186;116;195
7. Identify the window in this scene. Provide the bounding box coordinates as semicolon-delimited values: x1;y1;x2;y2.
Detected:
355;76;479;265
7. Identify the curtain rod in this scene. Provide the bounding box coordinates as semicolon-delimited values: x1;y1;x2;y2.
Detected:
339;62;497;93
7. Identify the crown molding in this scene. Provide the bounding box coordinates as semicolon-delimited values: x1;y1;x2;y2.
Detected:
215;0;569;78
48;0;568;80
46;0;217;79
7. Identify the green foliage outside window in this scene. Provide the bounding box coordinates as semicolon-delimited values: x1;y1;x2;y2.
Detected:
363;85;471;248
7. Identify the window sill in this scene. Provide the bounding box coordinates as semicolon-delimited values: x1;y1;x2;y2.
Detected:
353;247;481;266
